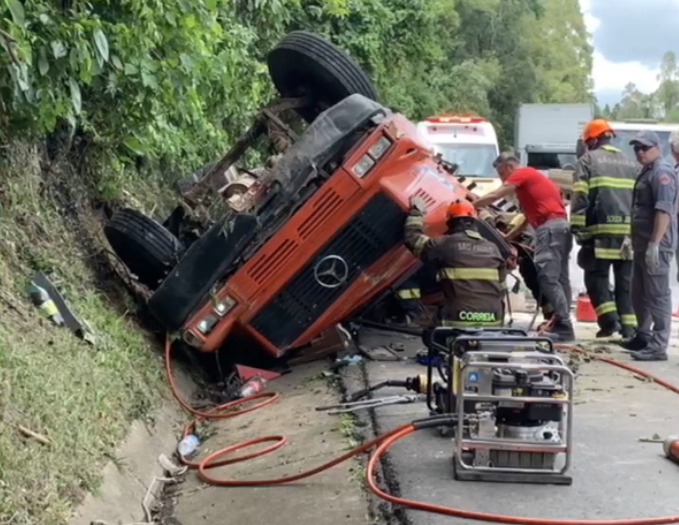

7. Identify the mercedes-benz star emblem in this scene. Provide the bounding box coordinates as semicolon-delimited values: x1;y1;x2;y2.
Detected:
313;255;350;289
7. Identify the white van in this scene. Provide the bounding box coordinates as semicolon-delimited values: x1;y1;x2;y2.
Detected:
416;115;501;195
608;120;679;163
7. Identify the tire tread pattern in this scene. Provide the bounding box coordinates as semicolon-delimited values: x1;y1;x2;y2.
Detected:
104;208;183;288
267;31;378;112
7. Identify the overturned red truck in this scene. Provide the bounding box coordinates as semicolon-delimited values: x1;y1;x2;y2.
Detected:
104;32;510;366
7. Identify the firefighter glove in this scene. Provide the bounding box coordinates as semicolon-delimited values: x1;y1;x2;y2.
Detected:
410;196;427;214
620;236;633;260
645;242;660;269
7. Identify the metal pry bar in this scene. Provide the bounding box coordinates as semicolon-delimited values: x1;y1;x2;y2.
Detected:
315;394;425;414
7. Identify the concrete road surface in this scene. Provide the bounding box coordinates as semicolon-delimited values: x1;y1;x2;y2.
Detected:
342;322;679;525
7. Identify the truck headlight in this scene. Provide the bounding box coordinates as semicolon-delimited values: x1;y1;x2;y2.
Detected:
369;135;392;159
196;314;219;334
213;295;236;317
183;330;203;348
353;154;375;177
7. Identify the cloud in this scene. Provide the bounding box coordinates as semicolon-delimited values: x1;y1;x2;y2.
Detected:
579;0;676;102
591;51;660;95
587;0;679;67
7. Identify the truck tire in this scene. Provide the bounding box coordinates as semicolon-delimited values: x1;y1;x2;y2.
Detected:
104;208;184;289
267;31;378;122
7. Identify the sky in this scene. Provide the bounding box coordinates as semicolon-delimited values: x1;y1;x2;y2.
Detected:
580;0;679;107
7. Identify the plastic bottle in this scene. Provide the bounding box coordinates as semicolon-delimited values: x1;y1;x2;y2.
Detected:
177;434;200;457
28;283;64;326
238;374;267;398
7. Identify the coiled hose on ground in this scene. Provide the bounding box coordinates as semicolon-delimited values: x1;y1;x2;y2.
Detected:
164;336;679;525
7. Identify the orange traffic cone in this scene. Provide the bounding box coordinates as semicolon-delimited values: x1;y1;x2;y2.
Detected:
575;294;597;323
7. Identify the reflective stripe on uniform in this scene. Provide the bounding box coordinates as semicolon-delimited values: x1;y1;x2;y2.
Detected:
588;223;631;235
573;181;589;194
441;320;503;328
571;214;587;226
437;268;500;281
620;314;638;327
589;176;635;190
405;215;423;227
595;301;617;316
412;235;429;256
594;247;622;260
397;288;421;300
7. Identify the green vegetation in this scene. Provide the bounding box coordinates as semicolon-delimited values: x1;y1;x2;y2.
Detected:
0;0;593;523
600;51;679;122
1;0;592;174
0;143;166;525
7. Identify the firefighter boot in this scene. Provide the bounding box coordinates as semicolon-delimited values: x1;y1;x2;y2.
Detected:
540;318;575;343
619;334;649;351
619;325;636;339
596;320;622;338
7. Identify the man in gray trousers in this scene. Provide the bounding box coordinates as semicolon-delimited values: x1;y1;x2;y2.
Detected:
621;131;678;361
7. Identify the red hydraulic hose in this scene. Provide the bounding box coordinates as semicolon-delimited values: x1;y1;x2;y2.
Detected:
164;336;679;524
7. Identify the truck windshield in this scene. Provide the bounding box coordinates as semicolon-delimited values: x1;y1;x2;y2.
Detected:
610;130;673;163
435;144;498;177
527;152;578;171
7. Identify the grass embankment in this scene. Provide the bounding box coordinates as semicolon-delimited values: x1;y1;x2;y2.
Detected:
0;141;173;525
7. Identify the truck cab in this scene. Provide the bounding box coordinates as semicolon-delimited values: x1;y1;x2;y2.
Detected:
174;99;472;358
416;115;501;196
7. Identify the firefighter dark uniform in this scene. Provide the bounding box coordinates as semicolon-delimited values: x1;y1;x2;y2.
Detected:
404;198;506;328
571;119;638;337
395;275;425;324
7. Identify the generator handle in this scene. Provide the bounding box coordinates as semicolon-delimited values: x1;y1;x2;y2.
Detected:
450;334;555;358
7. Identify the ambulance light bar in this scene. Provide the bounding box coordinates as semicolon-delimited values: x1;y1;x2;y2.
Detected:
425;115;486;124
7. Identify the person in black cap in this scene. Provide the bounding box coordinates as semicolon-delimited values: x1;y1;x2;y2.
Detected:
623;130;678;361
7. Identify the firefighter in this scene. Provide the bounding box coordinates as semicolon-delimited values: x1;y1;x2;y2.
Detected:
571;118;638;338
404;197;506;329
394;274;425;325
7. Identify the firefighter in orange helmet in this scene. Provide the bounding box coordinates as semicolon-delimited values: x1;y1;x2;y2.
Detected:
572;118;638;338
404;197;507;328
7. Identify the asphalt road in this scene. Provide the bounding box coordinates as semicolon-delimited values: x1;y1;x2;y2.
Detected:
344;321;679;525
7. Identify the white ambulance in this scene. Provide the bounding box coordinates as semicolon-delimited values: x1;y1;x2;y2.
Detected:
416;114;502;195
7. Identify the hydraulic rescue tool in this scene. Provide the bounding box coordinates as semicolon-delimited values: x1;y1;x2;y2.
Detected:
315;394;425;414
425;326;574;485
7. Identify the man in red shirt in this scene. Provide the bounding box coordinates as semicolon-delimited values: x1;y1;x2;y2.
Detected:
473;153;574;341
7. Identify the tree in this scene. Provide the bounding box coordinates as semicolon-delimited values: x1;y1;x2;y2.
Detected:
604;50;679;123
526;0;593;104
611;82;656;120
0;0;595;174
655;50;679;118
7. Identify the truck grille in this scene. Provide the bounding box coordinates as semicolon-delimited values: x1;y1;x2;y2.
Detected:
250;192;406;351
